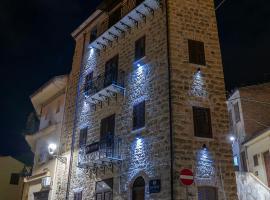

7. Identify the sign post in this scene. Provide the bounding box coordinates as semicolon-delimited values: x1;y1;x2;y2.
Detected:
179;169;194;200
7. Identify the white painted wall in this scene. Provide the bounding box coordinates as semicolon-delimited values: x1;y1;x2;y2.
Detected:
246;136;270;186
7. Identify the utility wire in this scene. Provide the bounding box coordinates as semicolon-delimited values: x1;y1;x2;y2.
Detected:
215;0;228;10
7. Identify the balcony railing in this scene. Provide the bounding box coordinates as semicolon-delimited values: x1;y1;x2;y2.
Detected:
78;135;122;167
89;0;160;50
84;70;125;104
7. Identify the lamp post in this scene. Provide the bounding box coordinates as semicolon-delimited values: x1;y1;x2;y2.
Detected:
48;143;67;163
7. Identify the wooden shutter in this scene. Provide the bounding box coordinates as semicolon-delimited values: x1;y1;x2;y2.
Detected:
135;36;145;61
188;40;206;65
90;27;97;43
133;101;145;130
193;107;212;138
100;115;115;139
79;127;88;147
108;7;122;28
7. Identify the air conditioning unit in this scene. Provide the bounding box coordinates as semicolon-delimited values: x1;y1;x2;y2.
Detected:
41;176;51;188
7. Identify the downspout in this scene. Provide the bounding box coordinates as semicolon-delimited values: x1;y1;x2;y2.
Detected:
65;32;87;200
165;1;174;199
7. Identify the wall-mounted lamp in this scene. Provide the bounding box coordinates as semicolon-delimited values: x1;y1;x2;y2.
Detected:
48;143;67;163
229;136;236;143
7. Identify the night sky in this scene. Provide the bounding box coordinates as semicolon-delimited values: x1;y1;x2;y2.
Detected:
0;0;269;165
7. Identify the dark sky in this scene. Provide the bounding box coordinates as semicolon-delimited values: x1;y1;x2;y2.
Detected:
0;0;269;164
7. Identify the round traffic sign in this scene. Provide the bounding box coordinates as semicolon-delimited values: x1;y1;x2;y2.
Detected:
179;169;194;186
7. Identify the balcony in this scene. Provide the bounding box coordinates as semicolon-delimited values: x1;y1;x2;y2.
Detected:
89;0;160;50
78;135;122;168
84;69;125;104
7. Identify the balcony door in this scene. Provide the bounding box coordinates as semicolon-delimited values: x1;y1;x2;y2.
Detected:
104;56;118;87
100;114;115;157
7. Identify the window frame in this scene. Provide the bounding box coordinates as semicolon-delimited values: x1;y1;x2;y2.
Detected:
188;39;206;66
253;154;259;167
135;36;146;61
234;102;241;123
193;106;212;138
10;173;20;185
79;127;88;147
133;101;146;130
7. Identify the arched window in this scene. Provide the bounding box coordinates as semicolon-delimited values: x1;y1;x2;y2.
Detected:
132;176;145;200
198;186;218;200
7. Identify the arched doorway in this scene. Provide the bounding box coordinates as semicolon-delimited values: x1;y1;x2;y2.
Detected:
132;176;145;200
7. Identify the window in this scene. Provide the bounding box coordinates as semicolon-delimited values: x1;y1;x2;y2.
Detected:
234;102;240;123
133;101;145;130
228;110;233;129
100;115;115;139
198;186;218;200
95;178;113;200
132;177;145;200
135;36;146;61
56;100;61;113
188;40;206;65
90;27;98;43
10;173;20;185
233;156;239;166
109;7;122;28
79;127;88;147
84;72;93;95
104;56;118;87
253;154;259;166
74;191;82;200
193;107;212;138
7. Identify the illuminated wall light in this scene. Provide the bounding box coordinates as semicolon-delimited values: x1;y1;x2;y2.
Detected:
195;146;216;186
230;136;236;142
189;68;207;97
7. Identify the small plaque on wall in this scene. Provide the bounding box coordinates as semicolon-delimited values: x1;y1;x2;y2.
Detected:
149;179;161;193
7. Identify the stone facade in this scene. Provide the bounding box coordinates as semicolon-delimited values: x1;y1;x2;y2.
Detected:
56;0;237;199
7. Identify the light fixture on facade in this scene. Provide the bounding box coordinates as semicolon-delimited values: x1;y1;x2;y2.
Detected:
229;136;235;142
48;143;67;163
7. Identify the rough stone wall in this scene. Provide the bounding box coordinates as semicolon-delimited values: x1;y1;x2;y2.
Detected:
166;0;238;199
236;172;270;200
58;2;172;200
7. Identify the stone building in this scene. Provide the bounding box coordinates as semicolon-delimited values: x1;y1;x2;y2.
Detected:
56;0;237;199
23;75;68;200
228;83;270;187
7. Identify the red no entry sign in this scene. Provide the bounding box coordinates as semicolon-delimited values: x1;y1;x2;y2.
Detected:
179;169;194;186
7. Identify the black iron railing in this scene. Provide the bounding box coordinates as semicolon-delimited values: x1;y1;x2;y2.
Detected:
84;69;125;97
78;135;122;165
96;0;148;39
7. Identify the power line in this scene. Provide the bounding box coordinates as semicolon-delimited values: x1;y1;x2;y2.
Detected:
215;0;228;11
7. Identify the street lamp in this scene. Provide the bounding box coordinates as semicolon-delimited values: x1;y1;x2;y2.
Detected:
48;143;67;163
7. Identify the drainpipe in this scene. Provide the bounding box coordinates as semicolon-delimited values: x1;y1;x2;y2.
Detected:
165;0;174;199
65;32;87;200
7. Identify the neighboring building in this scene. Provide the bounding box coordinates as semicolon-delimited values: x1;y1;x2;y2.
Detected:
22;75;68;200
228;83;270;187
56;0;237;199
0;156;25;200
